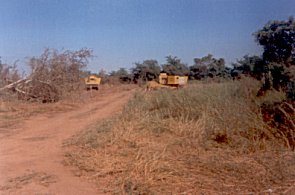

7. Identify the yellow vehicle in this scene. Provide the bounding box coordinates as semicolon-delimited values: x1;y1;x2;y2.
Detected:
158;73;188;86
147;73;188;90
84;75;101;90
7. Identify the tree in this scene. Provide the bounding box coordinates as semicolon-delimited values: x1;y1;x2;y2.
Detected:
162;56;189;76
231;55;266;80
110;68;132;83
190;54;229;79
132;59;161;83
255;17;295;93
110;68;129;77
255;16;295;65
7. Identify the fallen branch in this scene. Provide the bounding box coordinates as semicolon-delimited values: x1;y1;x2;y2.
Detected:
14;86;37;99
0;78;28;91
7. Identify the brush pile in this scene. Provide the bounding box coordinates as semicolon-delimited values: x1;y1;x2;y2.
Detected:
0;48;92;103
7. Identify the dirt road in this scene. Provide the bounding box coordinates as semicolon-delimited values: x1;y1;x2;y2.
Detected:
0;88;134;195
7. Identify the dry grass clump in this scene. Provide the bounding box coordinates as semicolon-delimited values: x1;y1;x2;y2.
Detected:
65;78;295;194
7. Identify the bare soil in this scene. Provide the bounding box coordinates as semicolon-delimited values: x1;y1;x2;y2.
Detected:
0;86;135;195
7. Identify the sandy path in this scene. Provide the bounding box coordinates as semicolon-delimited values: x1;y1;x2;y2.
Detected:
0;89;133;195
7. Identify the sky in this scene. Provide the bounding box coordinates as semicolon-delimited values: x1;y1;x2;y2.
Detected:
0;0;295;73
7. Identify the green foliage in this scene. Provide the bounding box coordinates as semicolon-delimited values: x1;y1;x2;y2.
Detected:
109;68;132;83
109;68;129;77
255;16;295;64
162;56;189;76
132;59;161;83
190;54;230;79
268;62;293;90
231;16;295;97
231;55;266;80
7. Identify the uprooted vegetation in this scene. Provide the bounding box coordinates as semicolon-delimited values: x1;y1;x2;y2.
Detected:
0;48;92;103
64;78;295;194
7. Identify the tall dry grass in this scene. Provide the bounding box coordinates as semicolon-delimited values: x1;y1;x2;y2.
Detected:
65;78;295;194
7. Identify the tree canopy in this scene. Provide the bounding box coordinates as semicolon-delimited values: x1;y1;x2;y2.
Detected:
190;54;229;79
231;55;266;80
252;17;295;94
162;56;189;76
110;68;129;77
132;59;161;82
255;16;295;65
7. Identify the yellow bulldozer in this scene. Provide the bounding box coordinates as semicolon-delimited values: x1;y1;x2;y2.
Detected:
146;73;188;90
84;75;101;90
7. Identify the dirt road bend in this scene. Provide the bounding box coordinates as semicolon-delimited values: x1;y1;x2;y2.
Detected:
0;89;134;195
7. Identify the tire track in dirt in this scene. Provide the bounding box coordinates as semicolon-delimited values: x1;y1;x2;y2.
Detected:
0;89;134;195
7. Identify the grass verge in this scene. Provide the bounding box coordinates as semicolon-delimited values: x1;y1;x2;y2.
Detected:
64;78;295;194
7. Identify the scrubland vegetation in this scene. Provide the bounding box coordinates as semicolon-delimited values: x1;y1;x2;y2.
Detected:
64;78;294;194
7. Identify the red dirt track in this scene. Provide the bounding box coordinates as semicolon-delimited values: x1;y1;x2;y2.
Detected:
0;88;133;194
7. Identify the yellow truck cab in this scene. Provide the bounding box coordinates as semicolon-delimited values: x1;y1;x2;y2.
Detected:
84;75;101;90
159;73;188;86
